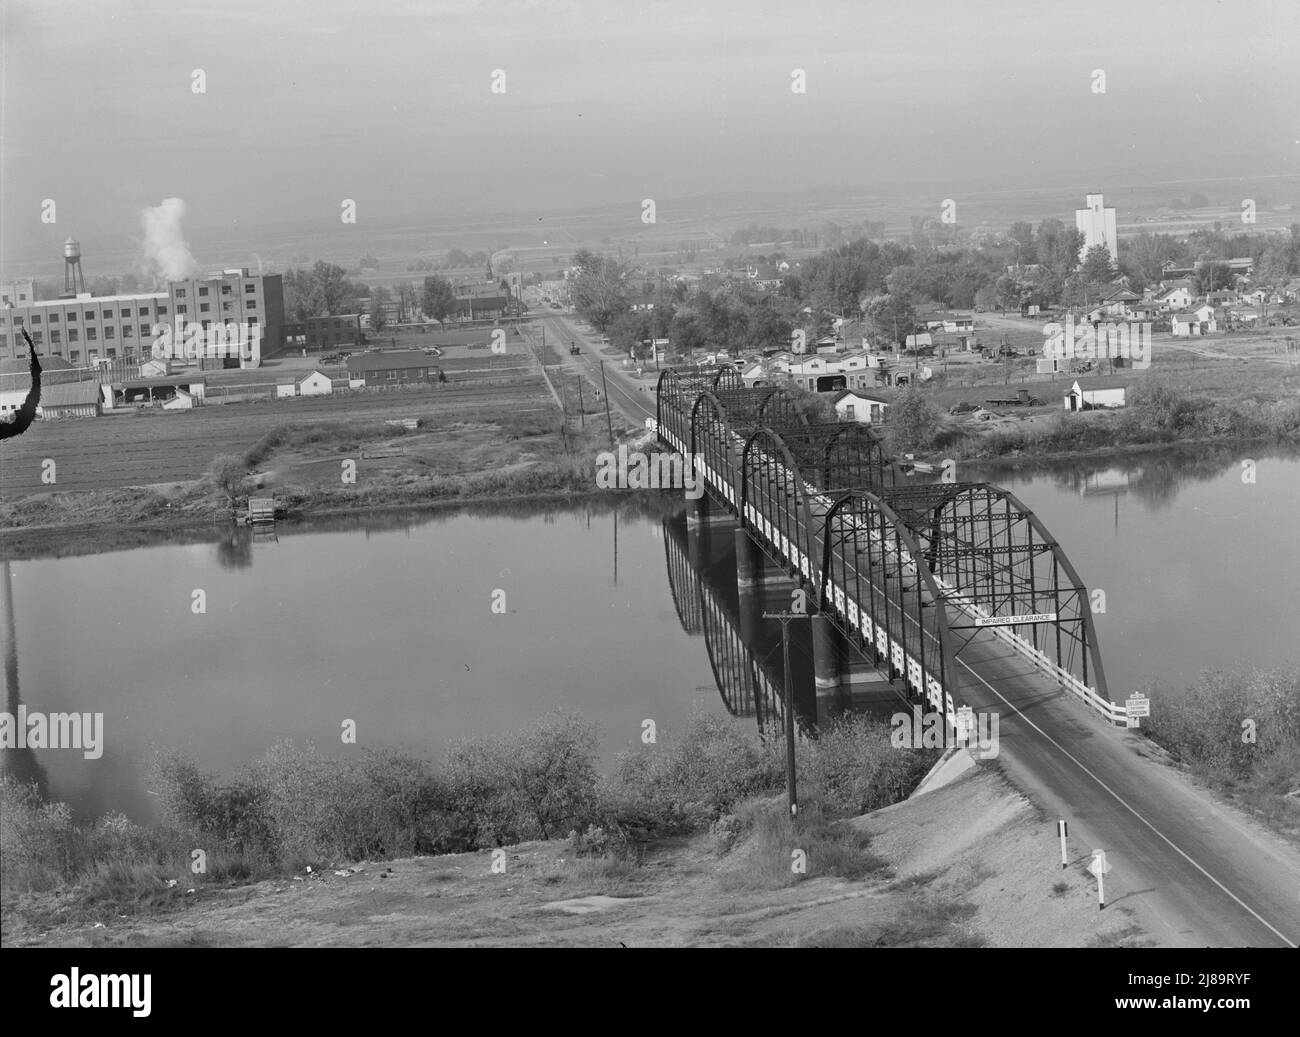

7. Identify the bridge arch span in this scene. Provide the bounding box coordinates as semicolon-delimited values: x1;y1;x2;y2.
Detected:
741;426;819;587
817;489;958;718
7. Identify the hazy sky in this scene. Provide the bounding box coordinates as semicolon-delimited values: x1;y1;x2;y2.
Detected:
2;0;1298;265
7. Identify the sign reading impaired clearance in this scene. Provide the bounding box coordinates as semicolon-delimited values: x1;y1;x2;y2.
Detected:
975;612;1058;627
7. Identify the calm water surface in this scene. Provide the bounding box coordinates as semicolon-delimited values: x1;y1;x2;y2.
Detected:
3;449;1297;821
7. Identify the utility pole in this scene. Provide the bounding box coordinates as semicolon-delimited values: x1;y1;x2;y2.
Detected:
762;608;805;818
576;376;586;430
599;360;615;448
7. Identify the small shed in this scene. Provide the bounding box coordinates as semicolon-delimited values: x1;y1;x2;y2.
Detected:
831;388;888;424
297;370;334;396
276;375;297;399
1064;379;1126;411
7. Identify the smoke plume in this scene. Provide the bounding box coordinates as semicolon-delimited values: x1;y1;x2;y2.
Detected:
140;198;199;283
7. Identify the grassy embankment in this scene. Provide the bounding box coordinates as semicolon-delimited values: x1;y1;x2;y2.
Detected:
887;377;1300;463
0;410;628;537
1;710;944;943
1140;666;1300;843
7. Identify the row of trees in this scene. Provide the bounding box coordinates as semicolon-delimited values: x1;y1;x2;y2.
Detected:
571;218;1300;360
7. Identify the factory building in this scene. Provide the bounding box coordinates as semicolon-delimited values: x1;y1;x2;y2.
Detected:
0;250;284;369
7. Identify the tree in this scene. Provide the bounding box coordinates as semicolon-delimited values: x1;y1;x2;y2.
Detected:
1080;245;1117;287
884;389;941;454
421;276;457;325
863;293;916;349
1008;221;1037;264
570;250;630;332
1194;261;1233;294
369;286;391;332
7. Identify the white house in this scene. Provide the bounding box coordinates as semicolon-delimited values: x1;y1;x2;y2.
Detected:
1157;285;1193;311
1171;306;1217;337
831;389;889;424
297;370;334;396
276;375;298;398
904;332;933;349
1064;380;1126;411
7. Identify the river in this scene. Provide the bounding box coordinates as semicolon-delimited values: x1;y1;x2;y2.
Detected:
2;448;1297;822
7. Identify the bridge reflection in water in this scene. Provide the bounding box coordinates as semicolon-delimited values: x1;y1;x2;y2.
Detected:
656;364;1118;744
662;508;912;739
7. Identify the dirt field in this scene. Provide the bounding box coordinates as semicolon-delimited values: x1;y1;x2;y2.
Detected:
0;379;553;498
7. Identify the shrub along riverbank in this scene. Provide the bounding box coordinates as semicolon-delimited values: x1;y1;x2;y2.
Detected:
0;709;939;924
886;380;1300;461
1142;666;1300;842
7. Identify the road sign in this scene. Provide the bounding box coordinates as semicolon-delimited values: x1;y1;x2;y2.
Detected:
974;612;1058;627
1088;850;1111;876
955;705;975;740
1126;694;1150;718
1126;715;1141;728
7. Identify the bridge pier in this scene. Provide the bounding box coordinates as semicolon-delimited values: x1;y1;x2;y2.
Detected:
811;618;899;728
811;616;845;725
685;494;735;530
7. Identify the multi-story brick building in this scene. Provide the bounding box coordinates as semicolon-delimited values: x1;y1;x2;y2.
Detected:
0;269;284;369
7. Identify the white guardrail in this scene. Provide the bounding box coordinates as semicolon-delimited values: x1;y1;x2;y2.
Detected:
657;413;1126;726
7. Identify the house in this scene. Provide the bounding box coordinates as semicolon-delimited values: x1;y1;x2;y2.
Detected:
904;332;933;349
1157;284;1194;311
1064;379;1126;411
1171;307;1217;336
276;375;298;399
297;370;334;396
1206;290;1239;308
139;358;171;378
303;314;362;351
346;349;437;386
1097;286;1140;317
1128;300;1163;321
35;380;101;418
831;389;889;425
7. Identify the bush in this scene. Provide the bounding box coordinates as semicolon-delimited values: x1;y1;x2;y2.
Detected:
798;714;940;815
884;389;942;454
206;453;249;501
606;707;785;835
443;709;600;845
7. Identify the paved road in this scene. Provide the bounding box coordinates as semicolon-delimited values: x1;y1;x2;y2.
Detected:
534;312;659;428
665;403;1300;948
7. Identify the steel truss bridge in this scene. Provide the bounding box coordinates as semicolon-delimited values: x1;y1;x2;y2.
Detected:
655;365;1123;738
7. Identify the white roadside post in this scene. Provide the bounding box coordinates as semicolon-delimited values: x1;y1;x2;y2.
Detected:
1089;849;1111;910
1058;820;1068;869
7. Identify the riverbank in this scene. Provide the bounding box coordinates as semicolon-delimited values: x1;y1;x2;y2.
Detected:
0;408;640;555
0;736;1150;948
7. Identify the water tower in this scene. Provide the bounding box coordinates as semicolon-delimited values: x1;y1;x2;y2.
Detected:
62;237;86;296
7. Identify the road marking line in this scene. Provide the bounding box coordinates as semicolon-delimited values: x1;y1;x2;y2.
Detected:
957;655;1298;948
